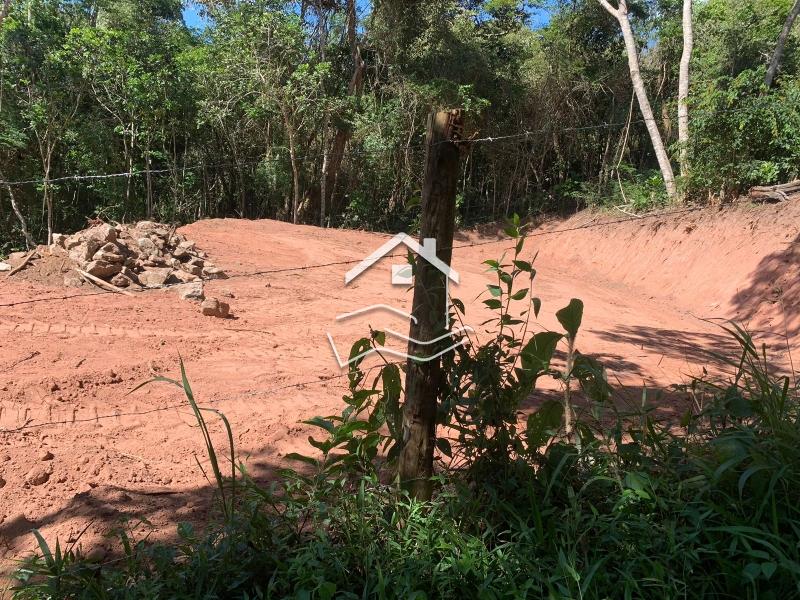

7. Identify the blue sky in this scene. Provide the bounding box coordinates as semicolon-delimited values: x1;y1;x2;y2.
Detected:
183;2;207;29
181;2;551;31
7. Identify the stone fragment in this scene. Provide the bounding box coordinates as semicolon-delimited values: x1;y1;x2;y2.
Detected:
63;271;84;287
40;450;54;461
200;297;230;318
0;475;5;488
137;237;158;255
138;268;173;288
84;224;118;244
172;269;199;283
110;273;130;288
0;262;11;272
25;466;50;486
202;266;228;280
120;267;140;285
51;233;67;247
177;282;205;302
92;242;125;264
84;260;122;279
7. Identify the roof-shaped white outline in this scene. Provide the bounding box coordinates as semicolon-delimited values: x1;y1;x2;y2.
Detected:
345;233;459;285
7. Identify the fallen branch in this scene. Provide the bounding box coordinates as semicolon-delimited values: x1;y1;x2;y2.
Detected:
76;268;135;297
6;250;38;277
750;180;800;202
614;204;642;219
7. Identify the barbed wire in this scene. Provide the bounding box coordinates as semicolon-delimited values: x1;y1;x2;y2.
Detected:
0;146;414;187
0;204;702;309
1;105;746;186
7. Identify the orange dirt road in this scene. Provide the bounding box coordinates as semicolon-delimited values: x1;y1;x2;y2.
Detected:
1;201;798;579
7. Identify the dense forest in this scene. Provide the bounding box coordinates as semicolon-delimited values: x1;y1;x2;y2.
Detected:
1;0;799;250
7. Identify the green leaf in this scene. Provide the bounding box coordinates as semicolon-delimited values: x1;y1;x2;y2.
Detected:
513;260;532;272
483;298;502;309
510;288;529;300
487;284;502;297
302;416;336;433
526;400;563;449
762;562;777;579
532;297;542;317
521;331;563;374
556;299;584;339
451;298;465;315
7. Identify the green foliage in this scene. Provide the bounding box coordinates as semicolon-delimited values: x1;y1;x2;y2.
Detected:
4;0;800;246
13;315;800;598
688;70;800;196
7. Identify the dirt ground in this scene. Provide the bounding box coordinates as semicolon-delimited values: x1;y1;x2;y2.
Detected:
1;200;798;584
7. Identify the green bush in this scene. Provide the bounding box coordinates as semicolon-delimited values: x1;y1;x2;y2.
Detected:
688;69;800;198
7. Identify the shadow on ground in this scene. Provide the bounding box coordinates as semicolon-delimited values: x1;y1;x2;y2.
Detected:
730;233;800;340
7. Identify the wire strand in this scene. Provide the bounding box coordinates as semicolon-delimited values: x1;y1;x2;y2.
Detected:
0;205;702;309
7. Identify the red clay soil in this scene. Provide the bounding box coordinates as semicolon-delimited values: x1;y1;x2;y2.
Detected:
1;199;798;585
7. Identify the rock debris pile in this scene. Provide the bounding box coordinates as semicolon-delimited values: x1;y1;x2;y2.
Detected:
41;221;232;317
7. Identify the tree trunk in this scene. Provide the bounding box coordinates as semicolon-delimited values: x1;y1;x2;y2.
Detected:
678;0;693;181
765;0;800;88
399;110;462;501
323;0;364;214
282;106;301;224
0;0;11;27
598;0;677;200
0;168;34;249
320;127;329;227
145;149;153;218
44;153;53;245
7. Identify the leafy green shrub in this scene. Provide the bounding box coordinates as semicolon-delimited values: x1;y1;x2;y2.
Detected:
688;69;800;198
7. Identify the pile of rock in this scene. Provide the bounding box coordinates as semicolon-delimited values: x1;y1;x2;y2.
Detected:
50;221;229;313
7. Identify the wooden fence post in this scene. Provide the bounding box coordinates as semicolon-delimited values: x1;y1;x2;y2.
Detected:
398;109;463;500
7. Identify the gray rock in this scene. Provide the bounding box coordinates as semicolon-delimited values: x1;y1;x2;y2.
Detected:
25;466;50;486
85;260;123;279
51;233;67;247
85;224;118;245
92;242;125;264
201;297;230;318
0;262;11;272
64;236;84;250
202;266;228;280
69;240;102;264
110;273;131;288
172;269;199;283
177;282;204;302
138;268;173;288
137;237;158;255
120;266;141;285
63;271;84;287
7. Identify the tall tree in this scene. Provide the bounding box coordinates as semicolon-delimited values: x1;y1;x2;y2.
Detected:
765;0;800;88
678;0;693;180
597;0;677;200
